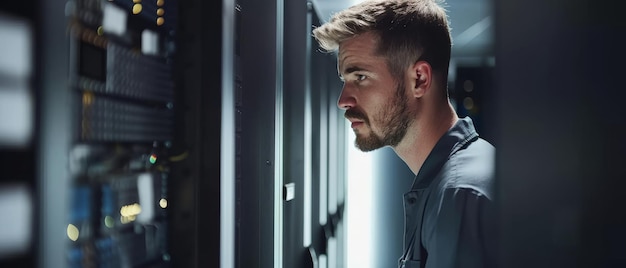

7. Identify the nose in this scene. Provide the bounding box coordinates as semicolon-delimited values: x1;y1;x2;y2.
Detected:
337;84;356;110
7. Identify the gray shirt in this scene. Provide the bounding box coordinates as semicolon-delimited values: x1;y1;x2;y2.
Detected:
399;117;497;268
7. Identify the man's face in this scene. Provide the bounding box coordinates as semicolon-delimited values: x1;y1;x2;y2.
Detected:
337;32;413;152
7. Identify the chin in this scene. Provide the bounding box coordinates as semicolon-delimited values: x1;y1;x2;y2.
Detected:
354;136;384;152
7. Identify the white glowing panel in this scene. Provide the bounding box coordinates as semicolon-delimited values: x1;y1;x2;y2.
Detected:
303;81;313;247
319;117;328;226
0;89;33;147
220;1;236;266
102;2;127;36
0;184;33;257
136;173;154;224
319;254;327;268
328;237;337;268
328;104;338;215
0;14;33;148
141;29;159;56
0;14;32;79
345;124;373;268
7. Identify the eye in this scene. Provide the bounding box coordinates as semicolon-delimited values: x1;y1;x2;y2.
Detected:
356;74;367;81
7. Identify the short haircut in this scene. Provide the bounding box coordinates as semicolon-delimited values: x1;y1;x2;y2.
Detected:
313;0;452;88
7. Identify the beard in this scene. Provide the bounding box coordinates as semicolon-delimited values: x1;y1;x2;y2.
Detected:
345;81;412;152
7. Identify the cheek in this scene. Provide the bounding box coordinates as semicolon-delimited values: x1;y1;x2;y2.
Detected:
368;95;395;125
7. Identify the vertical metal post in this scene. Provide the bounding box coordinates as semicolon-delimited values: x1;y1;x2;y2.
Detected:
221;0;236;267
274;0;284;267
38;0;71;267
303;2;313;249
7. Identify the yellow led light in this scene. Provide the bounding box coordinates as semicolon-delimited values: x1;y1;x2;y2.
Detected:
83;92;94;105
156;17;165;26
463;97;474;110
133;0;141;3
133;3;143;14
157;8;165;16
119;203;142;224
159;198;168;209
67;224;79;242
120;203;142;217
157;0;164;6
97;26;104;36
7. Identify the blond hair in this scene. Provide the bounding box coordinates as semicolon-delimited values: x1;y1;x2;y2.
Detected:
313;0;452;86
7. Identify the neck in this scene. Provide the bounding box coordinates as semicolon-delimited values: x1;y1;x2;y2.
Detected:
392;101;458;175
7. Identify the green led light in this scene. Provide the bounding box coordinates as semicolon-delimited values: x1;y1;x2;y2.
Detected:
104;216;114;228
149;154;157;164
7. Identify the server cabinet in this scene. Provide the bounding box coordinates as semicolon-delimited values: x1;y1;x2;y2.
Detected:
282;1;309;267
303;4;348;268
38;0;181;266
3;0;349;267
234;0;278;265
167;0;229;267
496;0;626;267
283;1;348;267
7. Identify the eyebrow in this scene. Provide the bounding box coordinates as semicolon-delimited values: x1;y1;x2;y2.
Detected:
338;66;367;80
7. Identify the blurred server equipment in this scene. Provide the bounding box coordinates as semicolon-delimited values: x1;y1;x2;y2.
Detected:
62;0;178;266
453;65;495;144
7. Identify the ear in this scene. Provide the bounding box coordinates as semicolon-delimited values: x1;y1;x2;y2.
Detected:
408;61;432;99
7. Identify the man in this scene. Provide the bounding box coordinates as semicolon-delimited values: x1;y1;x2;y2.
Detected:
312;0;497;267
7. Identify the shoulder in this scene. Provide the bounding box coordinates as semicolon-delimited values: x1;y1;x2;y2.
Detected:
438;137;495;200
420;139;497;253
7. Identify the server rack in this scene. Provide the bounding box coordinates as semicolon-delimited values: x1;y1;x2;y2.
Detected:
3;0;347;267
34;0;230;266
282;2;347;267
41;0;178;267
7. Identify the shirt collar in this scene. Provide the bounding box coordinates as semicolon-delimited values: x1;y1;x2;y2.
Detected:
410;116;479;190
